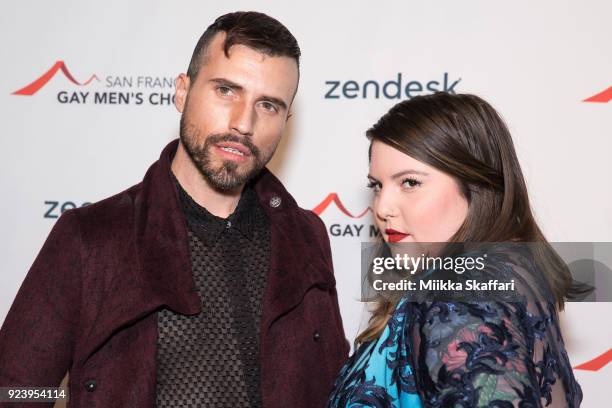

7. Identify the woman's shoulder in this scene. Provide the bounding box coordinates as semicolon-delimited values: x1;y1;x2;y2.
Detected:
451;243;555;303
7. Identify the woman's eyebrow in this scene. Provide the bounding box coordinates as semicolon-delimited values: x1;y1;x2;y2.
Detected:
390;169;429;179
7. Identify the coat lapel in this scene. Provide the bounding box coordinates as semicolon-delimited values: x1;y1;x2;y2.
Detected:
81;140;332;363
135;140;200;315
80;140;199;362
253;169;335;330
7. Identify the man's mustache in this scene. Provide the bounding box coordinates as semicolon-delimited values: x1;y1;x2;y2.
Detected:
206;133;261;158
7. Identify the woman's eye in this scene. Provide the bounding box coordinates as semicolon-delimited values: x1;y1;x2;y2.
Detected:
366;181;381;192
402;178;421;189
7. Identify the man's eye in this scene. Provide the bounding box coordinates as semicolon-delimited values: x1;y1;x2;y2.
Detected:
217;86;232;95
260;101;278;113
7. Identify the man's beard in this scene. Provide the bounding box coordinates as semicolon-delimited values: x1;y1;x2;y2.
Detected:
179;113;272;192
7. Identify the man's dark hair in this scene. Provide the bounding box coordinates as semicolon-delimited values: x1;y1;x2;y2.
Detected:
186;11;301;80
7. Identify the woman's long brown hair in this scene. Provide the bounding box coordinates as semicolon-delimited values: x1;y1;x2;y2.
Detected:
356;92;575;345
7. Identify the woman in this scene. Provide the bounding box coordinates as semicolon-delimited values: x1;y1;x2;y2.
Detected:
327;93;583;407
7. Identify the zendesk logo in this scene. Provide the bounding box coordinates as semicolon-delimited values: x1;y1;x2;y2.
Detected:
324;72;461;100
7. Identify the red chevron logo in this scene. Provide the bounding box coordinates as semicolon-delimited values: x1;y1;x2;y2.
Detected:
12;60;99;96
573;348;612;371
312;193;372;218
583;86;612;103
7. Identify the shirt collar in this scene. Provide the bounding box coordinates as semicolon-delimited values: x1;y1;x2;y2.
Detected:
173;175;257;245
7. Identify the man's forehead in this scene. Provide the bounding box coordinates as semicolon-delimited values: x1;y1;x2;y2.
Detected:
204;32;231;59
191;31;299;105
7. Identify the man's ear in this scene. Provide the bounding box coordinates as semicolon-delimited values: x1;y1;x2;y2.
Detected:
174;73;191;113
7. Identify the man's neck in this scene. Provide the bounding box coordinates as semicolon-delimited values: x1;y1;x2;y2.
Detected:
171;142;243;219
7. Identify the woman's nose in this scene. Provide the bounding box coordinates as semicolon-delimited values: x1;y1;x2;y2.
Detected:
375;189;397;222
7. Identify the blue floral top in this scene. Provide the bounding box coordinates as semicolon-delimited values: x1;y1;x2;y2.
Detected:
326;295;423;407
327;248;583;407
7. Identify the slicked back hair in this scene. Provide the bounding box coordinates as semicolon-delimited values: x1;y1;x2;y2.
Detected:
186;11;301;81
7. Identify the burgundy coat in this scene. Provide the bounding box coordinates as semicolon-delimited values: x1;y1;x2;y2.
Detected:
0;140;349;407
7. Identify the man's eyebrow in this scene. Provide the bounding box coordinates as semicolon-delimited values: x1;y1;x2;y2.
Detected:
209;77;243;90
258;95;288;111
209;77;288;111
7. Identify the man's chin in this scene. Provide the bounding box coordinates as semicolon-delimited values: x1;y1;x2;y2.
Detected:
215;159;255;177
202;164;260;192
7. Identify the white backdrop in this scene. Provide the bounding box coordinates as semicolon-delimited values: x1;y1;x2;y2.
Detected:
1;0;610;405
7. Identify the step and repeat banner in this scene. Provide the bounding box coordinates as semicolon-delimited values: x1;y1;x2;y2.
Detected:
1;0;610;405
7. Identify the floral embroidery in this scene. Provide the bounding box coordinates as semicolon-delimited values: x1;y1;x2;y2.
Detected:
328;249;582;407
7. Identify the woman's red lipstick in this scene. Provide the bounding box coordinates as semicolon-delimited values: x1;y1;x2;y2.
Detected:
385;228;409;243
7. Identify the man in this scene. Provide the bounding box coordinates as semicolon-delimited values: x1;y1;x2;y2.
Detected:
0;11;348;408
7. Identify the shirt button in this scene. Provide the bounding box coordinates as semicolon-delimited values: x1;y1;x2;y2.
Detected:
313;331;321;342
84;379;97;392
269;196;282;208
226;220;232;228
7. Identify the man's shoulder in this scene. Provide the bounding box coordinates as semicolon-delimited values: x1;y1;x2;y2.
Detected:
83;181;142;214
66;180;145;236
253;168;326;232
267;186;327;235
293;206;326;232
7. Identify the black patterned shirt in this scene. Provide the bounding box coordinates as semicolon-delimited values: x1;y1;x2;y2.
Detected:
156;178;270;408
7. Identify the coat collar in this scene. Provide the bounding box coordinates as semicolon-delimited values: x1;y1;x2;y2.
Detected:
140;138;333;319
174;171;262;242
82;139;333;363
